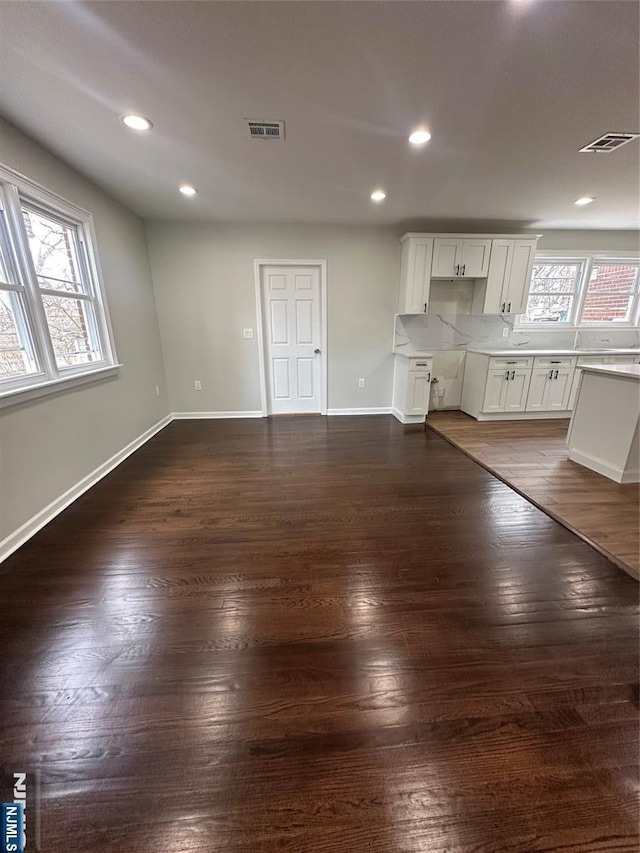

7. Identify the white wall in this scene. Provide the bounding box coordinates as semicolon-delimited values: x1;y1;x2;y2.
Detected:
147;222;638;415
0;119;169;549
146;222;400;413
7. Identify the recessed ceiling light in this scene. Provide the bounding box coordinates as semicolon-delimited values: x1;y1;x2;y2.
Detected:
370;190;386;202
179;185;197;197
573;196;595;206
409;129;431;146
121;114;153;131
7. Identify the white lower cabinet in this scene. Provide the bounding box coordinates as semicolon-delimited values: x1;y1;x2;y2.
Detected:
526;367;573;411
392;354;433;423
482;370;507;413
461;351;585;420
482;368;530;413
407;371;431;415
504;369;531;411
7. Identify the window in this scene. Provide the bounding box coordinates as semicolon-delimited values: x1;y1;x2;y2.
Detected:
0;164;116;403
520;254;640;327
522;259;584;325
581;262;640;324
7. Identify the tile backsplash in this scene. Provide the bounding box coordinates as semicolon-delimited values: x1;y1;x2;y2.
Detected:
395;314;640;352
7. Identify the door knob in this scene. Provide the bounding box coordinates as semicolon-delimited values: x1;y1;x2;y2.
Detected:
314;348;321;354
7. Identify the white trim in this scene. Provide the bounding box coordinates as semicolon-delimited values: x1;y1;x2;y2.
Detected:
0;161;119;396
517;251;640;330
0;364;122;410
568;448;639;484
328;407;392;416
254;259;328;416
172;411;264;419
401;232;544;241
0;414;172;564
391;407;424;424
475;410;572;421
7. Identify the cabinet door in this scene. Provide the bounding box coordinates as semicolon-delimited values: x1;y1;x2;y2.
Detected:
399;237;433;313
482;370;507;413
526;367;550;411
431;239;460;278
483;240;514;313
546;368;573;410
460;239;492;278
504;240;536;314
568;368;582;410
503;369;531;412
407;371;431;415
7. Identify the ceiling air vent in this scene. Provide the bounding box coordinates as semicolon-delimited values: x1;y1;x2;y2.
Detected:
579;132;640;153
246;119;285;141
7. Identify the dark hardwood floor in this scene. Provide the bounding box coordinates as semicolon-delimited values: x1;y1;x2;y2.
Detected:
1;416;638;853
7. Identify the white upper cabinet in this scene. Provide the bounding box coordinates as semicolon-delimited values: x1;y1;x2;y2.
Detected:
431;239;460;278
398;235;433;314
398;233;540;316
507;240;537;314
431;238;492;278
459;239;492;278
475;238;538;315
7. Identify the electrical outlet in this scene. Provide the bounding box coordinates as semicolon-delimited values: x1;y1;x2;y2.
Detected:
502;327;509;338
155;385;160;397
358;378;366;389
194;380;202;391
243;328;254;339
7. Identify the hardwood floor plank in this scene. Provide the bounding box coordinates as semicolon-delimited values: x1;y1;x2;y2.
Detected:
0;416;637;852
427;411;640;577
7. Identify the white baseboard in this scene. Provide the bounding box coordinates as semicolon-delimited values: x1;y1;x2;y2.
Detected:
568;448;639;484
172;411;264;419
327;407;392;416
474;410;572;421
0;414;173;565
391;407;425;424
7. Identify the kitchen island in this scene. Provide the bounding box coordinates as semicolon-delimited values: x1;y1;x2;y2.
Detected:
567;363;640;483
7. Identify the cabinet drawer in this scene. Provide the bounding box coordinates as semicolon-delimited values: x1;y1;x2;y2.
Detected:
607;354;638;364
488;356;533;370
576;355;608;367
408;358;433;371
533;356;577;369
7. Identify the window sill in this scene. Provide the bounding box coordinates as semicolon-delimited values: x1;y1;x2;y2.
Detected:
0;364;122;411
517;324;640;332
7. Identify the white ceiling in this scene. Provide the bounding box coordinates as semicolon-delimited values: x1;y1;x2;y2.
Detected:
0;1;638;228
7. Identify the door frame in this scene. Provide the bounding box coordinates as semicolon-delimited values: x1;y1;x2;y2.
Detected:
254;259;328;416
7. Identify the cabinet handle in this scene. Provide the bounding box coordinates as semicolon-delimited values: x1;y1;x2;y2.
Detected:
501;302;506;313
505;370;510;381
424;302;427;313
416;363;427;367
506;360;517;364
554;369;559;380
550;360;561;364
511;370;516;380
507;302;511;312
455;264;460;275
462;264;466;276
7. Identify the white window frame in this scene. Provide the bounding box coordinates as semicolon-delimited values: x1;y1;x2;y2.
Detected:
518;250;640;330
0;163;119;408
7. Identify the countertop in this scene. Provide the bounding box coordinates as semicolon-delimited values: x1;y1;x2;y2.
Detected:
393;350;434;359
580;363;640;381
466;346;640;357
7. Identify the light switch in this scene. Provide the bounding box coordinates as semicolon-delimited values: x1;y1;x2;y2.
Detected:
243;328;254;339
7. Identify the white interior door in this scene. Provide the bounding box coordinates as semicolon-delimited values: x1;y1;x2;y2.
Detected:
261;265;322;414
